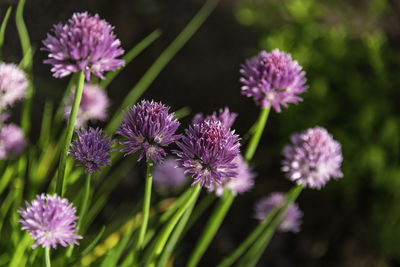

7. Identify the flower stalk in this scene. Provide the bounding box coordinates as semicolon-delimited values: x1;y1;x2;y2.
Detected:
45;247;51;267
244;106;270;162
148;182;201;267
136;159;153;250
187;189;234;267
55;71;85;196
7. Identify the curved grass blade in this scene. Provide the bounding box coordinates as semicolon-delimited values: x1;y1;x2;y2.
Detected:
0;6;12;60
16;0;34;134
80;226;106;257
100;29;162;89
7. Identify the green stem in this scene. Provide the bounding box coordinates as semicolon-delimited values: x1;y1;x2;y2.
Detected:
45;247;51;267
137;159;154;250
77;173;91;231
55;71;85;196
244;107;271;162
217;185;301;267
0;6;12;61
148;183;201;267
156;194;198;267
237;185;303;267
187;189;234;267
66;173;92;258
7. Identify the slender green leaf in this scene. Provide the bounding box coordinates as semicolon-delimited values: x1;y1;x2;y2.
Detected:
100;220;136;267
15;0;32;71
100;29;162;89
80;226;106;257
16;0;34;134
39;100;53;149
0;6;12;60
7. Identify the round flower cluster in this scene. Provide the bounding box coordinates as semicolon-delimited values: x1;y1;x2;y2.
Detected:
174;118;240;188
240;49;307;112
42;12;124;81
254;192;303;233
0;62;28;109
282;126;343;189
18;194;82;249
116;100;181;163
69;127;114;174
0;124;27;159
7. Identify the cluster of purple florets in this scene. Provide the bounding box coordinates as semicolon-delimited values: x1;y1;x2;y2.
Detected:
240;49;307;112
42;12;124;81
282;126;343;189
0;62;28;159
69;127;114;174
116;100;181;163
18;194;82;249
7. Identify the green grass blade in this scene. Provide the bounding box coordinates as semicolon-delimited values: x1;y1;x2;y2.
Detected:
15;0;32;71
80;226;106;257
100;29;162;89
0;6;12;60
100;220;136;267
39;100;53;149
16;0;34;134
106;0;220;133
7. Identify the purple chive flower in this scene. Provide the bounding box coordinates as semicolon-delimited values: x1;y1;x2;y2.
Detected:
193;107;238;129
42;12;124;81
254;192;302;233
153;157;187;192
0;62;28;109
69;127;114;173
208;154;255;196
0;124;27;159
282;127;343;189
116;100;180;163
174;119;240;188
65;83;109;127
18;193;82;249
240;49;307;112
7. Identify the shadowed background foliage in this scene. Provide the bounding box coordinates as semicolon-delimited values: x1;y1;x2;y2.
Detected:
1;0;400;266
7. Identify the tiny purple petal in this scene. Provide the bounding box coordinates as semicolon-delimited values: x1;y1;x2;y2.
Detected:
282;126;343;189
0;124;27;159
153;157;187;192
42;12;124;81
254;192;303;233
174;118;241;188
240;49;307;112
116;100;181;163
0;62;28;109
69;127;114;174
208;154;255;196
64;83;109;128
18;193;82;249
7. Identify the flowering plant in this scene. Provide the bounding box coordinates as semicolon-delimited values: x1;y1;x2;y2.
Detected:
0;1;343;267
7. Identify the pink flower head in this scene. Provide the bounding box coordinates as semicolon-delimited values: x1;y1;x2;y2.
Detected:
282;127;343;189
240;49;307;112
42;12;124;81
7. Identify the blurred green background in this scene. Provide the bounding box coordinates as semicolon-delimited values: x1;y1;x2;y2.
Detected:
1;0;400;266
